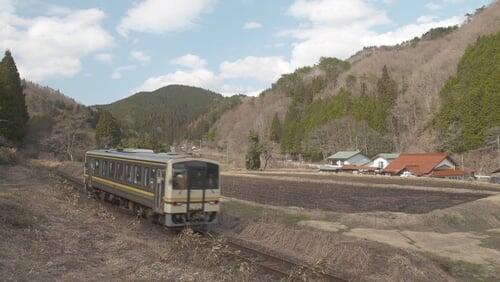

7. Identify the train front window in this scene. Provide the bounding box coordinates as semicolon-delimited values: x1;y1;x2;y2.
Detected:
172;161;219;190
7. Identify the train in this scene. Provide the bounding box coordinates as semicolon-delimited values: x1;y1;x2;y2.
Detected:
83;149;220;228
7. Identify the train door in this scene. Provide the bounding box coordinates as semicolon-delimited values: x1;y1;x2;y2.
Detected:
153;169;164;213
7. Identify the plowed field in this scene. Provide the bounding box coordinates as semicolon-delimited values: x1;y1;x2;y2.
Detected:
221;175;491;214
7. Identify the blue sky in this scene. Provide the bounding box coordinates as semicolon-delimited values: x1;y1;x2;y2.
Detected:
0;0;491;105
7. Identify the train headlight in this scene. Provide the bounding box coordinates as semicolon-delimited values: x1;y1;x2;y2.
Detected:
208;200;219;205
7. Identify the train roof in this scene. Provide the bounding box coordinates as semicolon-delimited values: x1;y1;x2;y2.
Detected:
86;149;187;164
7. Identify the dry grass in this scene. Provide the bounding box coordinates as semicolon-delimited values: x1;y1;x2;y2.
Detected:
234;222;452;281
0;164;273;281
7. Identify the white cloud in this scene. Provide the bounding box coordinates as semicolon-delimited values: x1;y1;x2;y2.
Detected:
170;53;207;69
280;0;465;68
94;53;113;63
425;2;441;11
135;68;216;92
0;1;113;81
117;0;216;36
362;16;462;46
135;0;467;98
417;15;439;23
219;56;292;83
242;21;262;29
287;0;390;26
283;0;391;67
130;50;150;64
111;65;136;80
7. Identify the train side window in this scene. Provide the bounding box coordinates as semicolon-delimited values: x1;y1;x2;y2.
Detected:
109;162;115;179
95;160;100;175
129;165;134;183
117;163;123;180
144;167;150;188
126;165;131;183
149;168;156;189
102;160;107;176
135;166;142;185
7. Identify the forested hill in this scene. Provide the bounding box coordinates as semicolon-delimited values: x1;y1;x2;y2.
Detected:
99;85;242;146
213;2;499;168
434;31;500;153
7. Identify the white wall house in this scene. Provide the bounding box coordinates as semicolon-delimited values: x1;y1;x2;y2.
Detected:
369;153;399;169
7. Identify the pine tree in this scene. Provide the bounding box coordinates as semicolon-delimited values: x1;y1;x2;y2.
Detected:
95;110;122;148
0;50;29;143
377;65;398;105
245;131;262;170
270;113;282;143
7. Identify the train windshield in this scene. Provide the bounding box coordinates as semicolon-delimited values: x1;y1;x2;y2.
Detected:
172;161;219;190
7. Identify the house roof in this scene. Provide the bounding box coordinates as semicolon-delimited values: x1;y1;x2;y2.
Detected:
327;151;362;160
383;153;454;176
371;153;400;160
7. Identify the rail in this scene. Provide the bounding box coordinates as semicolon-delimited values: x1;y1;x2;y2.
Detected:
56;170;347;281
222;236;346;281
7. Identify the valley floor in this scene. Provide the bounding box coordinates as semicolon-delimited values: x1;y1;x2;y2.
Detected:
3;161;500;281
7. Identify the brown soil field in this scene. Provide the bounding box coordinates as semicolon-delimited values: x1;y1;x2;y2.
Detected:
241;171;500;192
221;175;491;214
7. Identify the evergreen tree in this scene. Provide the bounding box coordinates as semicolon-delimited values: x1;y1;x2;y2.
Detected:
434;31;500;152
270;113;282;143
0;50;29;143
245;130;262;170
95;110;122;148
377;65;398;106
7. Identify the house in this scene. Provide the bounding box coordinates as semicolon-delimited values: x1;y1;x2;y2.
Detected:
327;151;370;167
369;153;399;169
383;153;458;177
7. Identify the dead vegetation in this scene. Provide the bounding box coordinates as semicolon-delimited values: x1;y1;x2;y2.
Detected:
212;2;500;168
0;164;273;281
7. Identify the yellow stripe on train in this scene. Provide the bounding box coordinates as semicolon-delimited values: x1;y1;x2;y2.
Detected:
91;176;220;203
92;176;154;199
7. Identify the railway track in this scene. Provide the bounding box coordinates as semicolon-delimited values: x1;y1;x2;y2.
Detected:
223;236;346;281
56;169;347;281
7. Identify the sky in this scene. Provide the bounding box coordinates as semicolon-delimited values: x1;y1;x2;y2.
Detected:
0;0;492;105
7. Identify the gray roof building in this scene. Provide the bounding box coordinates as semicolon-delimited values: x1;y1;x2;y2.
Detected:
326;151;370;166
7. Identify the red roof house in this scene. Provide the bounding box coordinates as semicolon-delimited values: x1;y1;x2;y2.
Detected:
383;153;458;177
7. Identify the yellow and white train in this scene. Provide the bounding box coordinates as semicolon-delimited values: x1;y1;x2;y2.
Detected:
84;149;220;228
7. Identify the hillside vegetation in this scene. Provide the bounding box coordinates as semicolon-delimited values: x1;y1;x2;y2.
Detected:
213;2;500;167
434;31;500;153
99;85;241;147
24;81;97;160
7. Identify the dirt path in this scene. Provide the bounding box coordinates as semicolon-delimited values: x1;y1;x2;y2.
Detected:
0;165;261;281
